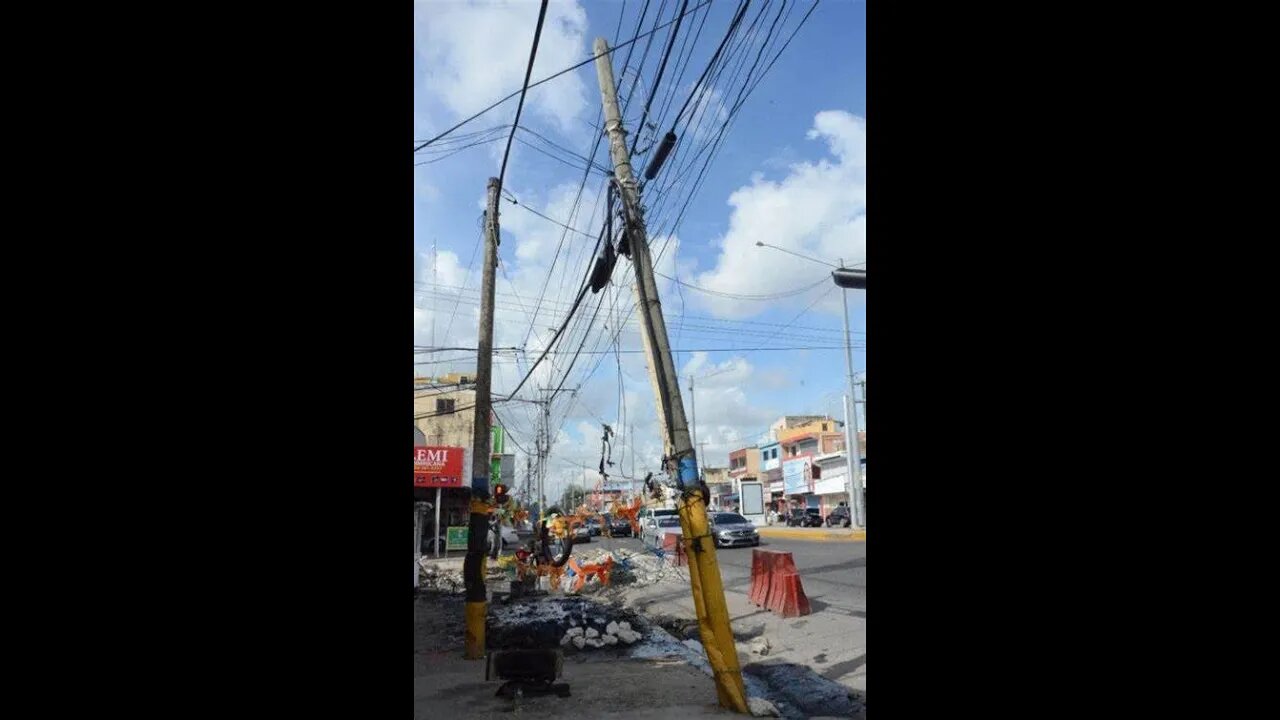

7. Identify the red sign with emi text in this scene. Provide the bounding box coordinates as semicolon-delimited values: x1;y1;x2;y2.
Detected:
415;446;464;488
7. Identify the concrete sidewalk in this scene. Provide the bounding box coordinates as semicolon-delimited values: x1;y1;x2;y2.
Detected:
757;526;866;542
414;650;739;719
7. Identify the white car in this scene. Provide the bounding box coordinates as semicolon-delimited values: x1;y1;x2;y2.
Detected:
641;516;683;548
487;521;521;554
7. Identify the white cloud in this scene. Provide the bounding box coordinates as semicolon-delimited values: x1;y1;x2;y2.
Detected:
691;110;866;319
678;354;777;467
415;0;590;134
414;249;482;372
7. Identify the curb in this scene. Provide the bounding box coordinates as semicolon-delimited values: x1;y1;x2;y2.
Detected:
757;527;866;542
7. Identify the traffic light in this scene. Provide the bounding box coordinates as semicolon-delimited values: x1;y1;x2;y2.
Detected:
493;483;509;506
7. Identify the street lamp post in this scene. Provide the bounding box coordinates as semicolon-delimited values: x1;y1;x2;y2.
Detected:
755;242;865;528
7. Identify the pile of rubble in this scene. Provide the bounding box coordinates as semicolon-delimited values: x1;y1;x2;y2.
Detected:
571;548;672;589
417;558;464;594
488;595;648;653
560;619;642;649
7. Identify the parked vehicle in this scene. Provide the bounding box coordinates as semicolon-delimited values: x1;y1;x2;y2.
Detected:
572;523;592;543
487;521;521;554
786;508;824;527
641;516;683;548
607;517;632;537
638;507;678;526
825;505;852;528
709;512;760;548
585;517;603;536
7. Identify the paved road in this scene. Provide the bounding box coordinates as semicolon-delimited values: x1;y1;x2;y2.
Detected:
589;534;866;614
566;532;867;694
721;536;866;615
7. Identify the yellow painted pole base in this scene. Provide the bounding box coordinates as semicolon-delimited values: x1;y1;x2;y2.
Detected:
464;601;486;659
678;494;749;713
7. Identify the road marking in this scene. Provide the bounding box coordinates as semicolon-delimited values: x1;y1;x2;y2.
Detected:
756;527;866;542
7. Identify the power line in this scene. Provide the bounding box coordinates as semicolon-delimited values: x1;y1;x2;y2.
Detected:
779;283;838;333
414;133;506;166
423;269;843;343
506;1;829;440
630;0;690;156
669;0;750;132
413;124;512;147
492;406;533;457
503;194;597;239
503;244;598;402
516;126;613;173
415;346;522;353
538;345;862;355
413;0;714;152
512;135;609;176
497;0;550;194
654;271;830;300
440;214;484;343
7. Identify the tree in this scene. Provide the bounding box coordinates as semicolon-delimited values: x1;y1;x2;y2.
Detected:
559;482;586;512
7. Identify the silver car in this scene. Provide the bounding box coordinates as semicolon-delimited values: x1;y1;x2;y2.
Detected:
710;512;760;548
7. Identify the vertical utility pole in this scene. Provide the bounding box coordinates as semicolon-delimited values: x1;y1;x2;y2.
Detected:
838;257;865;529
859;377;867;427
689;375;698;467
430;237;438;350
535;387;544;521
434;486;442;559
463;177;500;660
593;37;747;713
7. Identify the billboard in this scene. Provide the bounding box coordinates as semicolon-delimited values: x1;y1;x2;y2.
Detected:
740;481;765;517
490;454;515;484
783;458;812;494
414;446;464;488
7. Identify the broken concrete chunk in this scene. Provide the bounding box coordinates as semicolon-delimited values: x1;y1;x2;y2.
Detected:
566;626;584;637
603;634;618;645
586;637;605;648
585;628;600;639
750;637;772;656
617;629;640;644
572;636;586;649
560;633;573;646
618;621;631;632
606;621;619;636
748;697;781;717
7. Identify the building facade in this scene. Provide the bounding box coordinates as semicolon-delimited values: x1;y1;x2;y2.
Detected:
726;446;761;511
703;466;733;510
769;415;828;439
413;383;515;545
775;416;843;445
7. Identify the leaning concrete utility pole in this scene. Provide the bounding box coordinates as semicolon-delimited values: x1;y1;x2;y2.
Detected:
593;37;748;713
463;177;501;660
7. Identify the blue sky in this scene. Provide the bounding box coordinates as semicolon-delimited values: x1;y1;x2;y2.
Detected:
414;0;865;500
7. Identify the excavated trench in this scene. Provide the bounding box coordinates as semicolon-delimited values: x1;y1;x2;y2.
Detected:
485;594;864;719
